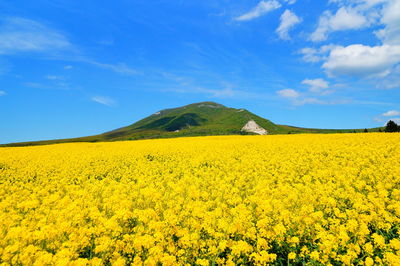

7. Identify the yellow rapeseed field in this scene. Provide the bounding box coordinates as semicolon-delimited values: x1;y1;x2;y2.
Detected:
0;134;400;265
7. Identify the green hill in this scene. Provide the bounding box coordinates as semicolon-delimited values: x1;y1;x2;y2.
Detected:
2;101;384;146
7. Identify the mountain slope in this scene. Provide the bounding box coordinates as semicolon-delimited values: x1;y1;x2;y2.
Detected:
2;101;384;146
97;101;284;141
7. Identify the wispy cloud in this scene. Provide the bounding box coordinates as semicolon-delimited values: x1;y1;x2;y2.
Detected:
299;45;337;63
0;17;138;77
86;60;139;76
24;77;72;90
375;0;400;45
376;116;400;125
276;10;301;40
91;96;116;107
277;80;351;106
234;0;281;21
301;78;329;93
167;84;262;99
0;17;71;55
0;90;6;96
382;110;400;117
374;109;400;125
299;48;321;63
45;75;65;80
23;82;46;89
292;98;351;106
277;88;299;98
160;72;270;99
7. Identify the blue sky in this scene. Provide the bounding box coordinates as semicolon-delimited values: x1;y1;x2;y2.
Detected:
0;0;399;143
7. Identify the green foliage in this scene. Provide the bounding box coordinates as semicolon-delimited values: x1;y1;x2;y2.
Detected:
385;120;399;132
138;116;175;129
164;113;206;131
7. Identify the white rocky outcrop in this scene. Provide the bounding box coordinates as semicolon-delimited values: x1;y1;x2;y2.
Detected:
241;120;268;135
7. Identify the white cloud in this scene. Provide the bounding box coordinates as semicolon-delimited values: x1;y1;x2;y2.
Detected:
206;87;236;98
278;79;352;106
299;48;321;62
329;0;387;8
302;78;329;92
0;90;5;96
0;17;71;54
375;0;400;45
0;17;137;77
304;0;400;88
284;0;297;4
382;110;400;116
276;10;301;40
322;44;400;77
24;82;44;89
321;0;398;45
91;96;116;107
235;0;281;21
380;79;400;89
293;97;324;105
88;61;138;75
329;7;369;30
291;97;350;106
376;64;400;89
390;118;400;124
46;75;65;80
277;88;300;98
381;117;400;124
299;45;338;62
311;7;369;41
310;15;331;42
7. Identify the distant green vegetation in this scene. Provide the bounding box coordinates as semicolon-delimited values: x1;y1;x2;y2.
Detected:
385;120;400;132
1;101;385;147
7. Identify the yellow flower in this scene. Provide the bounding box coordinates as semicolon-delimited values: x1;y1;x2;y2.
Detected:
288;252;296;260
253;251;277;263
290;236;300;245
310;251;320;261
372;233;386;248
384;252;400;265
365;257;374;266
160;255;176;266
364;242;374;254
231;240;253;257
390;239;400;250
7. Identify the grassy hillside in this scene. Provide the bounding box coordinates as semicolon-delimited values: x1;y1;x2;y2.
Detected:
279;124;384;134
1;102;384;146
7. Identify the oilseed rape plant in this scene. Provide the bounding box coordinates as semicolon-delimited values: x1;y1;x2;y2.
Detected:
0;134;400;265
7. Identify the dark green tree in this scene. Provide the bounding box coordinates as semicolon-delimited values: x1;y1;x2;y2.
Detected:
385;120;399;132
364;128;368;133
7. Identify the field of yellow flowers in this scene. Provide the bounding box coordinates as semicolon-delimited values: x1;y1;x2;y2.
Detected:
0;133;400;265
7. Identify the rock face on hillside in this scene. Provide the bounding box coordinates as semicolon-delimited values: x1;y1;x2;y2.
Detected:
241;120;268;135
